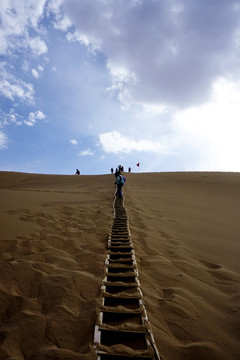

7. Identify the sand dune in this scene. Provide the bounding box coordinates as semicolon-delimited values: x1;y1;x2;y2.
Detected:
0;171;240;360
0;172;113;360
125;172;240;360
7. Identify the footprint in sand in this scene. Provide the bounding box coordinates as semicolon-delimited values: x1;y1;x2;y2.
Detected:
162;288;175;298
159;288;175;306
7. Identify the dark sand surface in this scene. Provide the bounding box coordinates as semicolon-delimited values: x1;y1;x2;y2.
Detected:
0;171;240;360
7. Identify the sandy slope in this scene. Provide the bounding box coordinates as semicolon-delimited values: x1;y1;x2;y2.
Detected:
0;171;240;360
124;172;240;360
0;172;114;360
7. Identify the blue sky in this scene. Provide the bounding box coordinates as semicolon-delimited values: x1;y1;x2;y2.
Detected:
1;0;240;175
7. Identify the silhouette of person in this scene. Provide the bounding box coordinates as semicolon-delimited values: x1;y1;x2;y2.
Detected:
128;167;131;173
75;169;80;175
111;168;114;174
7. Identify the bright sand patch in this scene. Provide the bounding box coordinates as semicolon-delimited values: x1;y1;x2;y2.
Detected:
0;171;240;360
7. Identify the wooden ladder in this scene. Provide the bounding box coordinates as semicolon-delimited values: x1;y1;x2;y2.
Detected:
93;195;161;360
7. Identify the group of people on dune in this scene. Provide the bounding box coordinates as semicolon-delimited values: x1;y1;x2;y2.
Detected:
75;165;127;198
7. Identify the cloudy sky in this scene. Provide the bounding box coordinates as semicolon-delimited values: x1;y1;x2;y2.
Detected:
1;0;240;175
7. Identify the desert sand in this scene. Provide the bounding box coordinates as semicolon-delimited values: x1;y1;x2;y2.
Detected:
0;171;240;360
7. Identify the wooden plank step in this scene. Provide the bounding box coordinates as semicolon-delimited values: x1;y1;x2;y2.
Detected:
107;260;135;266
111;226;129;230
102;285;141;297
95;327;149;349
97;353;153;360
109;240;131;243
110;233;130;237
108;243;132;248
99;307;143;315
109;248;133;253
113;218;127;222
106;262;135;267
108;259;134;264
103;296;142;309
103;281;139;288
105;274;137;281
109;252;133;257
101;311;143;327
110;237;130;241
108;241;133;246
106;267;137;274
110;226;128;229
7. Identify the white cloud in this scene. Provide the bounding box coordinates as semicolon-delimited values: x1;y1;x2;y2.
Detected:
32;69;39;79
0;65;34;102
0;79;34;102
79;148;94;156
31;65;44;79
35;110;46;120
99;130;167;154
66;30;100;54
0;108;24;126
47;0;71;30
0;108;19;127
24;110;46;126
106;61;136;107
3;108;19;125
0;2;48;109
70;139;78;145
0;131;7;149
106;62;136;86
0;0;47;55
28;36;48;55
55;16;71;31
141;103;167;115
66;31;88;45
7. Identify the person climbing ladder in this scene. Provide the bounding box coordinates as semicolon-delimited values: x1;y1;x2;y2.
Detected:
115;173;126;198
